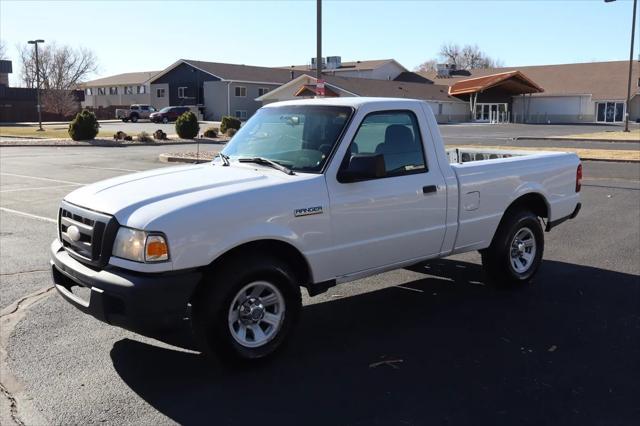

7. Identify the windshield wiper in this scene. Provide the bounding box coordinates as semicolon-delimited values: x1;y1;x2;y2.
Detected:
217;152;230;166
237;157;295;175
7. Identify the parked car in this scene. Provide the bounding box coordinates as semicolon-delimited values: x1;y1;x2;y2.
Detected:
150;106;191;123
115;104;156;122
51;98;581;364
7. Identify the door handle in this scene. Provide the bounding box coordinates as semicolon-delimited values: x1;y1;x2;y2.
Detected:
423;185;437;195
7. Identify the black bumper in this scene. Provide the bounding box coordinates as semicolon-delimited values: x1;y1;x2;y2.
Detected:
50;240;202;333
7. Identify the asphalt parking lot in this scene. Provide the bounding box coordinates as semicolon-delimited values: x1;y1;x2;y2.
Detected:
0;143;639;425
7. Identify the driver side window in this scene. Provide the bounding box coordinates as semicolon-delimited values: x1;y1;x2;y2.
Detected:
344;110;427;177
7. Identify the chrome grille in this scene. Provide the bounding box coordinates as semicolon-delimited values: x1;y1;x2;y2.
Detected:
58;201;117;267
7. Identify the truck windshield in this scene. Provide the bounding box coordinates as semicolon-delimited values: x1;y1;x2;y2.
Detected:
221;105;353;173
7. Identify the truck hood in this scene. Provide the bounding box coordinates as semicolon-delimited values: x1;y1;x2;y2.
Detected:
64;163;290;223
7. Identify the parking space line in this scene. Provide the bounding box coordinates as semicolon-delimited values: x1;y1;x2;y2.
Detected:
0;173;86;185
0;184;80;193
71;165;141;173
0;207;57;223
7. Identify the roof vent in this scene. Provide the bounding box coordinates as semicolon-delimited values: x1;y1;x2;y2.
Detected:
310;57;326;70
436;63;456;78
326;56;342;70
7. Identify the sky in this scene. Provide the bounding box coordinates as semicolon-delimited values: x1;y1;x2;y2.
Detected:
1;0;637;85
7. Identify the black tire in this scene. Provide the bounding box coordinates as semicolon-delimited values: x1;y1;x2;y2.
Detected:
162;117;169;124
122;118;129;123
481;209;544;287
130;114;139;123
192;255;302;364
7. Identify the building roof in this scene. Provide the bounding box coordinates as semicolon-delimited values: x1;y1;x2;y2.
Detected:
393;71;433;84
280;59;405;73
448;71;544;96
257;74;464;103
151;59;303;85
420;60;640;100
81;71;160;87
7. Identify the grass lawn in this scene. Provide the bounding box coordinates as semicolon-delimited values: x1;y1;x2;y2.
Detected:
0;124;112;139
559;129;640;141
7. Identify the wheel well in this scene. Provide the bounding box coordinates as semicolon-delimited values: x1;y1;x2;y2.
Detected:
205;240;312;286
504;192;549;219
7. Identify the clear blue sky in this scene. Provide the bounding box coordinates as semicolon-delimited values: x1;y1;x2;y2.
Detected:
1;0;637;85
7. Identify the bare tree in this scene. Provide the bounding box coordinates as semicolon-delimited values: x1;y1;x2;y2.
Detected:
415;58;438;73
19;42;97;115
415;43;502;72
0;39;7;60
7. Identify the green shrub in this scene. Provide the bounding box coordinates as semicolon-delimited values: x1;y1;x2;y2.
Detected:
225;128;237;137
137;131;153;142
203;127;218;138
220;116;241;134
68;110;99;141
175;111;200;139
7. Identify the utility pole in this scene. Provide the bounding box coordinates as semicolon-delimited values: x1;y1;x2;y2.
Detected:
316;0;322;81
605;0;637;132
28;39;45;131
624;0;637;132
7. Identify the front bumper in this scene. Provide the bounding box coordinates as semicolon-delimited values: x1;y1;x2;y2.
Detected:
50;240;202;333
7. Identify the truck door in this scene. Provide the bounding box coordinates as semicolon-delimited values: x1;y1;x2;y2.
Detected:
326;108;448;277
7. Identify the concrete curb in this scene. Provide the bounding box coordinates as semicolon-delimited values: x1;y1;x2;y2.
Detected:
0;139;228;148
159;152;638;164
515;136;639;144
159;153;211;164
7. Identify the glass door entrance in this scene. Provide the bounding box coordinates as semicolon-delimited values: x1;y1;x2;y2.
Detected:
596;101;624;123
474;103;508;123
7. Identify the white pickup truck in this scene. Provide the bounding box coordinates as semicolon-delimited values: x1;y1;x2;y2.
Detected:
51;98;581;363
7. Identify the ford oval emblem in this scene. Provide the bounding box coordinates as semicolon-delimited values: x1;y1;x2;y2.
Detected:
67;225;81;242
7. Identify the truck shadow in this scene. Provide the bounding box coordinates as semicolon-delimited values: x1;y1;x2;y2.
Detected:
110;259;640;426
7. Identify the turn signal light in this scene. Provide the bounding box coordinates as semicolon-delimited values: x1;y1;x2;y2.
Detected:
145;235;169;262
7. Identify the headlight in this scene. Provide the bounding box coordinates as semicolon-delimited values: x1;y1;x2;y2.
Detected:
112;227;169;263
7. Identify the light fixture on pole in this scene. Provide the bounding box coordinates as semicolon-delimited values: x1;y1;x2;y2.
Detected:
604;0;637;132
27;39;45;131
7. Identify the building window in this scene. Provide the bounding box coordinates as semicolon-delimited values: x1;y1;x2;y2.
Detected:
157;88;165;98
136;85;146;94
234;86;247;97
109;87;118;95
235;110;248;119
86;88;93;96
124;86;133;95
178;87;187;98
596;101;625;123
97;87;106;95
258;87;270;96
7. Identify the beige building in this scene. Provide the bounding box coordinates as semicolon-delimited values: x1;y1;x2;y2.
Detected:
257;74;469;124
80;71;159;108
421;60;640;124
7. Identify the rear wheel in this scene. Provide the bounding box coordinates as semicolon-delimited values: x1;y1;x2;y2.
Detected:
193;255;302;364
481;210;544;287
162;117;169;124
122;118;129;123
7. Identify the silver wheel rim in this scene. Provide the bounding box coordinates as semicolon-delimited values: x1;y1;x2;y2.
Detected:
228;281;285;348
510;227;537;274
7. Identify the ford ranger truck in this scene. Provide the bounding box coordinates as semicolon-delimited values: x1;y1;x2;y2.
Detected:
51;98;582;363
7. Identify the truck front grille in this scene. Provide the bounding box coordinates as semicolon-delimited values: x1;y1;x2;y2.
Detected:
58;201;118;267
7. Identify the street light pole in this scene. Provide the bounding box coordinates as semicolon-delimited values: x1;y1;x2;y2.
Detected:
624;0;637;132
27;39;45;131
605;0;637;132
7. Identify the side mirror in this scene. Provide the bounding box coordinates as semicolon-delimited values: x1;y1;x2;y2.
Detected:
338;153;386;183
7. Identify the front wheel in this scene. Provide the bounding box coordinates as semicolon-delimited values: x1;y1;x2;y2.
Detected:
481;210;544;287
193;256;302;364
162;117;169;124
130;114;139;123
